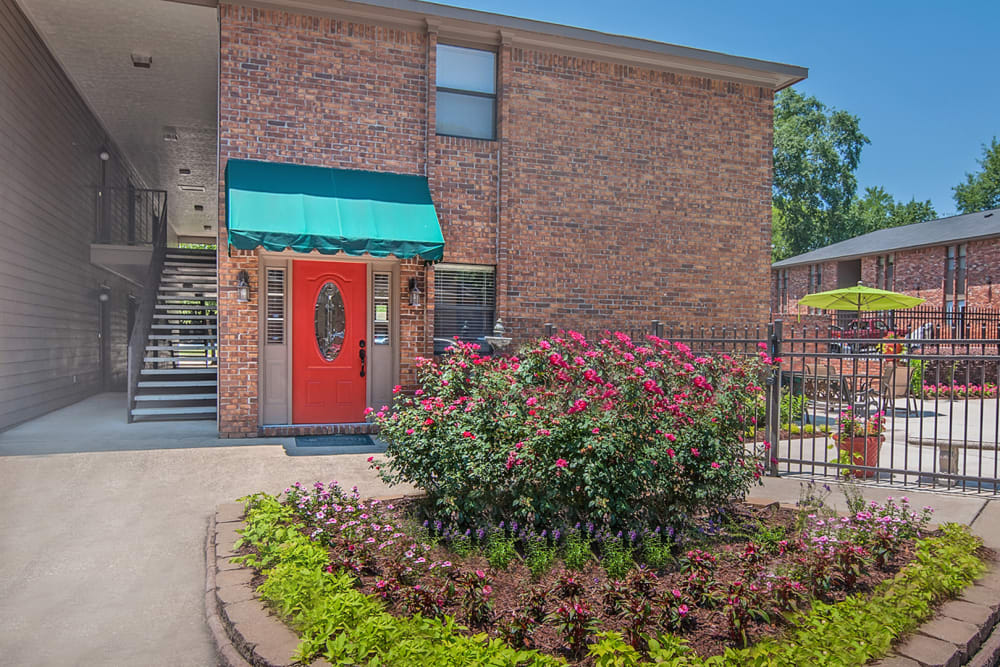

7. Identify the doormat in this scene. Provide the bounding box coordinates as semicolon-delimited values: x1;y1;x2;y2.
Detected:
295;434;375;448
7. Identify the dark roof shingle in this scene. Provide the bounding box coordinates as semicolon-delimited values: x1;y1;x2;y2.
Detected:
772;208;1000;268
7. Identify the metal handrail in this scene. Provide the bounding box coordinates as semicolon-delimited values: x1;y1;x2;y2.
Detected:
126;195;168;422
95;187;167;246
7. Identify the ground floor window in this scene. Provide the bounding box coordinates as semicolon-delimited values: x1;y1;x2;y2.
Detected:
433;264;495;354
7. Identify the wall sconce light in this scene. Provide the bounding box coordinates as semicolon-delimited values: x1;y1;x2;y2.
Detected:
99;148;110;162
408;277;422;307
236;270;250;303
98;285;111;302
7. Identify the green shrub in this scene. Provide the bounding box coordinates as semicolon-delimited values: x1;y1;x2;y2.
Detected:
526;536;557;580
563;530;593;572
602;537;634;581
373;333;768;532
485;530;519;570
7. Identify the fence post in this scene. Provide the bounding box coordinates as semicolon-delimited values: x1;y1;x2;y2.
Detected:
765;319;783;477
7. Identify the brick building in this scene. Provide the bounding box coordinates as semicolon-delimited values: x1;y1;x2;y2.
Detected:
3;0;805;436
771;208;1000;317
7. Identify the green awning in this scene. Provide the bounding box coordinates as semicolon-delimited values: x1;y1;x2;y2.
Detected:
225;159;444;261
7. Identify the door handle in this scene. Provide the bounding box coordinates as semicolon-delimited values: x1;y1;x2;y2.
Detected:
359;339;366;378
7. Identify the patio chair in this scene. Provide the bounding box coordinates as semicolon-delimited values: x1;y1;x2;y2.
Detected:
851;364;916;416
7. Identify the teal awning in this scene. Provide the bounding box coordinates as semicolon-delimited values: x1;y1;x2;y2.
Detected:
225;159;444;261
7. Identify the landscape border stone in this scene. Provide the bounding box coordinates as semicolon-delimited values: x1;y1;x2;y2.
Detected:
206;502;1000;667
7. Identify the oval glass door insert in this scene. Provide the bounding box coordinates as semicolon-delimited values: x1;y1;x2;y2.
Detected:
315;282;346;361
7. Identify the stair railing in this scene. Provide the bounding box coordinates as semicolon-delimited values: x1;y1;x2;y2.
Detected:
126;195;168;422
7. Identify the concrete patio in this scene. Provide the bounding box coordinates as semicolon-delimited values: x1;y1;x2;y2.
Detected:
0;393;997;666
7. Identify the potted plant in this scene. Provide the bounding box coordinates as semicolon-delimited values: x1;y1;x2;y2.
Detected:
881;332;904;361
831;407;885;478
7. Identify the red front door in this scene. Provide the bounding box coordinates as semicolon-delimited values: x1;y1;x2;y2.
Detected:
292;261;367;423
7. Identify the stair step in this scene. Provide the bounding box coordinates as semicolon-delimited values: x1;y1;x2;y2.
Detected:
166;250;215;257
145;345;216;352
130;406;217;416
160;278;216;290
137;380;218;388
151;324;217;330
148;334;218;340
161;268;217;275
134;393;216;401
140;368;218;375
143;356;217;363
158;293;218;298
153;314;217;320
163;261;216;268
154;307;217;313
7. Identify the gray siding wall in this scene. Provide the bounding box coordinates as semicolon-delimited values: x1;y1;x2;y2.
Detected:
0;0;145;430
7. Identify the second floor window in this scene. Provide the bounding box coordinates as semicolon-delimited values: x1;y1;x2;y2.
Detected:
436;44;496;141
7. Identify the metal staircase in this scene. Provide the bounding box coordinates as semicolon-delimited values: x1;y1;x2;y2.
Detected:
130;248;218;421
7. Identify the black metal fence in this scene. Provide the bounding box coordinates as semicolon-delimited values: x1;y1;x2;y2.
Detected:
541;319;1000;495
783;306;1000;341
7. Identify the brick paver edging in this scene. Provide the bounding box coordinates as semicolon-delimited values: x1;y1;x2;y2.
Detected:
207;502;1000;667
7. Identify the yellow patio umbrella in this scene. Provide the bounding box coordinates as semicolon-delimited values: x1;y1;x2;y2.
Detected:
797;282;925;320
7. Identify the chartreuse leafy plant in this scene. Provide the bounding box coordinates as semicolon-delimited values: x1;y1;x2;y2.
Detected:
585;524;985;666
372;333;768;532
233;494;561;666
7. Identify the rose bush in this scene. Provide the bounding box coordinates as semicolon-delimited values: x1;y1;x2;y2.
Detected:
372;331;768;532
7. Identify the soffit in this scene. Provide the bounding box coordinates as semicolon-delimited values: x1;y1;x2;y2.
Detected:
17;0;219;239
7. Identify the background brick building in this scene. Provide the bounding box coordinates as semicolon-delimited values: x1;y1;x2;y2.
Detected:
771;208;1000;318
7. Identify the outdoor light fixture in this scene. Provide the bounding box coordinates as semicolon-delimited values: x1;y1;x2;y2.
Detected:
98;285;111;302
99;149;110;161
236;270;250;303
130;52;153;68
988;276;993;301
408;277;422;307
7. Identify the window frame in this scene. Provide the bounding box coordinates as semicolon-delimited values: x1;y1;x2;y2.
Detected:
435;43;498;142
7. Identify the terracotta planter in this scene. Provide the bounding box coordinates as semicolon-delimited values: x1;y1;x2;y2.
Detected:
838;435;883;478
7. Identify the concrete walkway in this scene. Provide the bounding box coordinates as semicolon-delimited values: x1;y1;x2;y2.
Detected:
0;393;996;666
0;394;409;667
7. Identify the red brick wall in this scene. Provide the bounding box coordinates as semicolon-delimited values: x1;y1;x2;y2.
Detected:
217;4;776;435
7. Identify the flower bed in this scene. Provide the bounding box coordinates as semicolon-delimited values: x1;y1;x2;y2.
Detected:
234;488;986;666
922;382;998;400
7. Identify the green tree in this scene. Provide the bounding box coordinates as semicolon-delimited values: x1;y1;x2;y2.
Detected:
953;138;1000;213
772;89;870;260
849;186;937;236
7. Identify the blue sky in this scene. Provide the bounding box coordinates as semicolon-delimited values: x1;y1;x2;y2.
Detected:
444;0;1000;217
